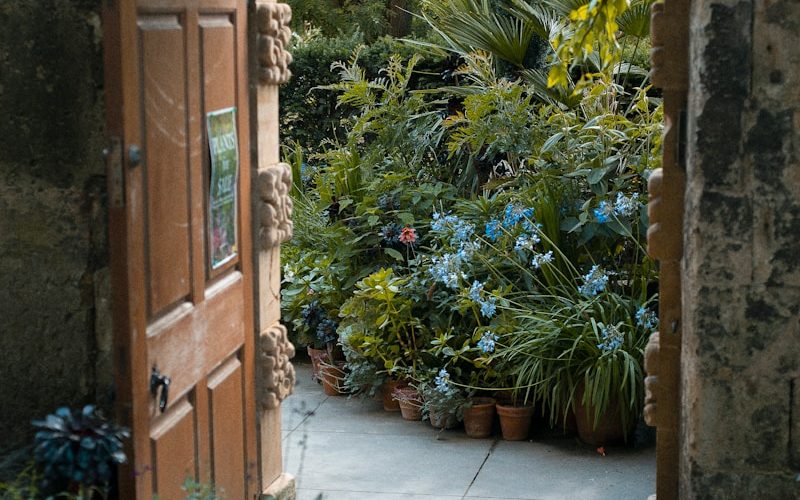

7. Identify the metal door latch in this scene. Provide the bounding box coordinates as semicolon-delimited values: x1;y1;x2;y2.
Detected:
150;366;171;413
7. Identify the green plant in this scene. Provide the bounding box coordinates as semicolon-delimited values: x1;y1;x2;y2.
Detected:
182;477;223;500
31;405;129;498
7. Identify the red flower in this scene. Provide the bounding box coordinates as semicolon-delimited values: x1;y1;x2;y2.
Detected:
399;226;417;245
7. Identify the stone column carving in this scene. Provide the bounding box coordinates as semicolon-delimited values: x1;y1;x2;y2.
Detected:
257;323;296;410
646;1;689;499
256;3;292;85
257;162;294;250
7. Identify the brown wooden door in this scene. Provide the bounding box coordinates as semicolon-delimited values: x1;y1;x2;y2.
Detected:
103;0;257;497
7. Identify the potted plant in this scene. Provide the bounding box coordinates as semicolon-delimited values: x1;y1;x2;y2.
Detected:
392;386;424;420
32;405;129;497
418;370;467;429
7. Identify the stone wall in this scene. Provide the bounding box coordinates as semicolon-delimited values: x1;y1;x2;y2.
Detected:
683;0;800;496
0;0;111;463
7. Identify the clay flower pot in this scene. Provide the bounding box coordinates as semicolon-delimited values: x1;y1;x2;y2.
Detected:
319;362;347;396
429;408;458;429
463;397;496;438
381;379;407;412
307;346;329;383
393;387;423;421
496;403;535;441
573;392;633;446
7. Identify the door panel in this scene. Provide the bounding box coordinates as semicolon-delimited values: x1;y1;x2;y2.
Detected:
208;356;246;499
104;0;255;497
139;15;192;315
150;399;197;498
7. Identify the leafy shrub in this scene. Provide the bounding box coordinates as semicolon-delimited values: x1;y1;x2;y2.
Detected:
31;405;129;496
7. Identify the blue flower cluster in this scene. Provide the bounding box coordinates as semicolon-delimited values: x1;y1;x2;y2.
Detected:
503;203;535;231
429;253;467;289
484;219;502;242
593;201;611;223
531;250;554;269
614;192;639;218
597;324;625;351
636;306;659;330
514;233;541;252
468;280;498;318
434;368;456;394
302;300;339;345
477;331;499;353
431;212;475;245
578;265;609;296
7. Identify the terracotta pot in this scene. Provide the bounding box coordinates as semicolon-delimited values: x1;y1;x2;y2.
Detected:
496;403;534;441
381;379;407;412
429;409;458;429
463;397;496;438
573;391;633;446
307;346;329;383
320;363;346;396
393;388;423;421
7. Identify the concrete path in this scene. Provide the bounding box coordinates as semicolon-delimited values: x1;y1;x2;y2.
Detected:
282;362;656;500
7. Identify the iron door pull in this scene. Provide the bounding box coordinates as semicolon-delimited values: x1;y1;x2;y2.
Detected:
150;367;171;413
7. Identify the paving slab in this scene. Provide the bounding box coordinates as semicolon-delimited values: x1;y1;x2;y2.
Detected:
282;361;656;500
465;439;655;500
284;430;493;496
298;489;464;500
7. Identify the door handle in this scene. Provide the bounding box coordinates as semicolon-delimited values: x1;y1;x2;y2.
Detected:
150;367;171;413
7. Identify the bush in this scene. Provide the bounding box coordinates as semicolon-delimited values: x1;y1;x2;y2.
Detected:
282;34;453;155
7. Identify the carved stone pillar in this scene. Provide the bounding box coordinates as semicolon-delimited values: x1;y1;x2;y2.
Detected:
252;2;295;498
646;1;689;499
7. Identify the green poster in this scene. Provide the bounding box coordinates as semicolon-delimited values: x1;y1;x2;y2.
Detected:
207;107;239;269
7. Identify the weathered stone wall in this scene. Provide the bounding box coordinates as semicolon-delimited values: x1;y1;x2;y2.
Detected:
0;0;111;462
683;0;800;496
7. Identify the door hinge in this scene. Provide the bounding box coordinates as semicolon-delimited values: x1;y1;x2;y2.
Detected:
104;137;124;208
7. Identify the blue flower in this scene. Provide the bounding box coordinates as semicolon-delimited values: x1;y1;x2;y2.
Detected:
316;318;338;344
514;233;541;252
503;204;535;229
593;201;611;223
636;306;659;330
485;219;502;242
429;253;466;289
468;280;484;302
477;331;499;353
597;324;624;351
434;368;453;393
480;297;497;318
431;212;475;245
578;265;609;296
613;192;639;218
531;250;554;269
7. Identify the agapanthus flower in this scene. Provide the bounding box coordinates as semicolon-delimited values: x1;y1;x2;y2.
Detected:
434;368;453;393
399;226;417;245
597;324;624;351
578;265;609;296
531;250;554;269
477;331;499;353
485;219;502;242
593;201;611;223
636;306;659;330
614;192;639;218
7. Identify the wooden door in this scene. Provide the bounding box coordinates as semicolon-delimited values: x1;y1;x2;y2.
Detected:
103;0;257;497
